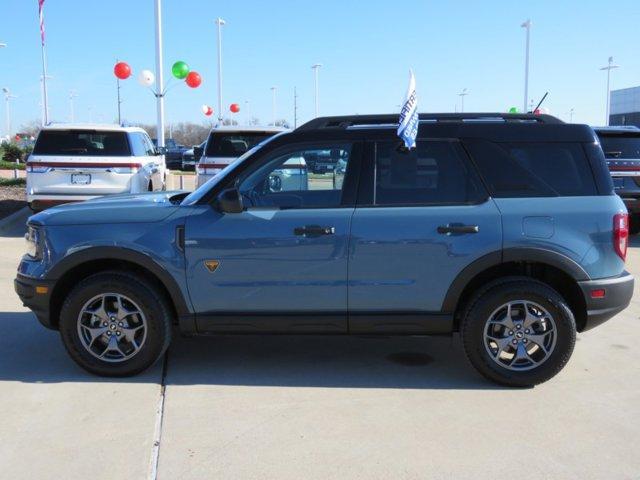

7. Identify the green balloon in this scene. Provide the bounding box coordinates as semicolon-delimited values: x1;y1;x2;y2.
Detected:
172;61;190;79
508;107;518;113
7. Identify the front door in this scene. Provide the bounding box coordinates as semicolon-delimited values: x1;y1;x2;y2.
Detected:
348;139;502;333
184;141;359;333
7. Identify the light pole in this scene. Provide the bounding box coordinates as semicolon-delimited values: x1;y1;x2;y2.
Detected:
245;100;250;125
458;88;468;113
521;19;531;112
2;87;17;138
39;74;53;126
600;56;619;126
154;0;166;149
215;17;226;123
69;90;78;122
569;108;575;123
271;86;277;125
311;63;322;117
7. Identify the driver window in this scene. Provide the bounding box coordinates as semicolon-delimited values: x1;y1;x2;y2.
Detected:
239;144;352;209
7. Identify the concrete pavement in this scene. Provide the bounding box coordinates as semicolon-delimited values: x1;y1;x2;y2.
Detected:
1;211;639;479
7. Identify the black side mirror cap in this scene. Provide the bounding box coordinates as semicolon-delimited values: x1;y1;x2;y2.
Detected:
194;146;204;158
217;188;244;213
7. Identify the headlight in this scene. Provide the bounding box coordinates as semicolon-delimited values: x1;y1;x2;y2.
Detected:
25;226;41;259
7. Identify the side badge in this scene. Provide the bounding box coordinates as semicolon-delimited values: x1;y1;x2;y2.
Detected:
204;260;220;273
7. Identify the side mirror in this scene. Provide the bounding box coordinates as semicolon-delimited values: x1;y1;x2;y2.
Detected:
216;188;244;213
156;146;167;155
194;146;204;158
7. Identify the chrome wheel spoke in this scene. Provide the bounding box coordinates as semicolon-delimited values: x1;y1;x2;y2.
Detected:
121;325;143;344
492;336;513;359
490;303;515;330
527;332;552;352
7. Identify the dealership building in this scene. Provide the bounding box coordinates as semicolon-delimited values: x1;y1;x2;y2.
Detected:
610;86;640;127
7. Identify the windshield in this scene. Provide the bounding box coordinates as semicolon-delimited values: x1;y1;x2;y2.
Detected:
204;131;277;157
33;130;130;156
181;132;288;205
597;133;640;159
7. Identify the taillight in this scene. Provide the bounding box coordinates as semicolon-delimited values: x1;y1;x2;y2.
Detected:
613;213;629;261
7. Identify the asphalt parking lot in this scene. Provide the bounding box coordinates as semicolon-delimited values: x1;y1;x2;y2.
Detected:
1;211;639;480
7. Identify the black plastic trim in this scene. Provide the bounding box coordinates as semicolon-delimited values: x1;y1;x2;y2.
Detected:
577;271;634;331
14;274;57;330
46;246;193;330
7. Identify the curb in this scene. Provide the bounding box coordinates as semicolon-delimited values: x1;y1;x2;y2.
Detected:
0;206;30;235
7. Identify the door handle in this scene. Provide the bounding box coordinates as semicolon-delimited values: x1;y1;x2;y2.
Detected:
294;225;335;237
437;224;479;235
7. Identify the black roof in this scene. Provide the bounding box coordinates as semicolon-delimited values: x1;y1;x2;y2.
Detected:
294;113;595;143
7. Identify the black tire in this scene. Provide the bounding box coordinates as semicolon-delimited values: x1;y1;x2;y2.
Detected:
59;272;172;376
630;214;640;235
461;277;576;387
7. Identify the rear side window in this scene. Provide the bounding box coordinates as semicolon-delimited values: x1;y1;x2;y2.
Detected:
374;140;485;206
33;130;130;157
205;132;276;157
597;133;640;159
465;140;597;197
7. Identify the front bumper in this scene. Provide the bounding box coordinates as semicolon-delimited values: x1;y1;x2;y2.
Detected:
14;274;57;330
578;271;634;331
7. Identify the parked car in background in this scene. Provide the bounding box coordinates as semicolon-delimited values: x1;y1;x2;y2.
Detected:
16;113;633;387
181;140;206;171
152;138;187;170
593;126;640;233
196;126;285;187
26;124;166;211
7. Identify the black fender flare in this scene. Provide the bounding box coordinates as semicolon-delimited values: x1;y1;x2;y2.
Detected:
47;246;192;321
441;247;589;313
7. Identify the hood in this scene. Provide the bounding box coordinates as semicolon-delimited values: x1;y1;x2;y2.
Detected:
29;191;186;227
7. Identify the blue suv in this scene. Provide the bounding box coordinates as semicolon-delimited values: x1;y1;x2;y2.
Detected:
15;113;634;386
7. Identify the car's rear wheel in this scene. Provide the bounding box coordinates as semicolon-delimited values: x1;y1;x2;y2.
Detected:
59;272;172;376
461;277;576;387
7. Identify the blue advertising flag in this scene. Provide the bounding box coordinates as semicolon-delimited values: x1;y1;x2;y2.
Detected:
397;70;418;149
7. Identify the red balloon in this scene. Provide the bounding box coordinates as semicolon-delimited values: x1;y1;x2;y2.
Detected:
230;103;240;113
14;134;21;141
185;71;202;88
114;62;132;80
205;106;213;116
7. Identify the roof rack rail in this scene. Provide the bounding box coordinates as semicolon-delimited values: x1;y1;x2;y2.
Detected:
296;112;564;131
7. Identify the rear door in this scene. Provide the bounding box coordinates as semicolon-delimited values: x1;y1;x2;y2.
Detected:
28;129;135;196
348;138;502;333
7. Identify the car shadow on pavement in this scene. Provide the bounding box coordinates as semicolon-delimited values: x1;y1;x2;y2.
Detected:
0;311;502;390
0;311;162;384
165;333;500;390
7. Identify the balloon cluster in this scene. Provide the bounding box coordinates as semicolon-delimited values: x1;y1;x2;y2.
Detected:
113;60;202;89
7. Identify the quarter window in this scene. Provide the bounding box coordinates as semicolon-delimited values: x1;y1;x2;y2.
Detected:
238;145;352;209
373;140;484;206
465;140;597;197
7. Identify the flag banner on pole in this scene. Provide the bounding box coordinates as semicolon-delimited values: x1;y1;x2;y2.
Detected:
38;0;46;45
397;69;418;149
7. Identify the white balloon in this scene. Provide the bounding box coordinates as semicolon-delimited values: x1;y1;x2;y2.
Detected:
138;69;155;87
201;104;210;114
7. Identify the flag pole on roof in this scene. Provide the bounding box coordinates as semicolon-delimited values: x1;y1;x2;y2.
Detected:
397;69;418;149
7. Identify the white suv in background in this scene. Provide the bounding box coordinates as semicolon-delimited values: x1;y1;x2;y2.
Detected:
26;125;166;211
196;125;286;187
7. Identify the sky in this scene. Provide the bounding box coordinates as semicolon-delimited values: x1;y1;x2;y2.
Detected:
1;0;639;136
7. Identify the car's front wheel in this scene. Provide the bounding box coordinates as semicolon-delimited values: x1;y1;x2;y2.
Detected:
461;277;576;387
59;272;172;376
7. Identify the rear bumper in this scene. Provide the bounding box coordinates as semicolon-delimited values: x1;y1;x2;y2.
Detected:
14;274;57;330
578;271;634;331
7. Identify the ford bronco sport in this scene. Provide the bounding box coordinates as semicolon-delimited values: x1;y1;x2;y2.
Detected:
15;113;634;387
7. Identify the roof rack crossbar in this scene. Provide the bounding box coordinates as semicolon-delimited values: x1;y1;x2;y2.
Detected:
296;113;563;131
